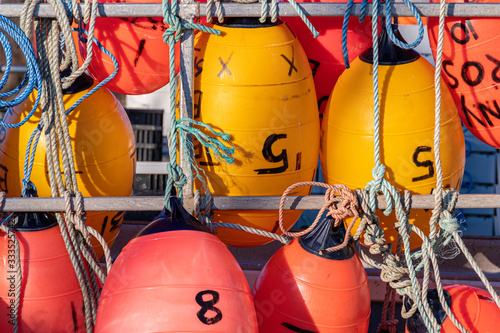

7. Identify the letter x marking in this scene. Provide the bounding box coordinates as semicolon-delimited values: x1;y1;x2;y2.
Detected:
281;46;298;77
218;52;233;77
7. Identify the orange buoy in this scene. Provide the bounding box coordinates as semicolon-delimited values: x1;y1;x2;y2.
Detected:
95;197;258;332
428;0;500;147
78;0;180;95
194;18;320;247
252;218;371;332
320;24;465;250
0;73;136;259
283;0;372;118
0;208;87;332
406;285;500;332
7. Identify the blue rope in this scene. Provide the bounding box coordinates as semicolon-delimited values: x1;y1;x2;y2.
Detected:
0;15;42;129
341;0;424;69
19;28;119;195
162;0;227;210
66;28;119;115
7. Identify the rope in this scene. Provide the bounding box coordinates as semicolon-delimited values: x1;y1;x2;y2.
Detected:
162;0;225;210
341;0;424;69
206;0;225;23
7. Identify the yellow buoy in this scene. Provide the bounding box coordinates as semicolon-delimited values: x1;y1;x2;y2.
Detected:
194;18;320;247
0;74;136;258
320;27;465;250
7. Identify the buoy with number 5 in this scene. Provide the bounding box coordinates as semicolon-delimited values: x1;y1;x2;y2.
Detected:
405;285;500;332
95;197;258;332
428;0;500;148
320;23;465;250
0;73;136;259
252;217;371;332
193;18;320;247
78;0;180;95
0;205;88;332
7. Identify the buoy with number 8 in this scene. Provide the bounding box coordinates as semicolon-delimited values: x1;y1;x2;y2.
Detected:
405;285;500;332
193;18;320;247
428;0;500;148
0;73;136;259
252;217;371;332
78;0;180;95
320;24;465;250
0;207;88;332
95;197;258;332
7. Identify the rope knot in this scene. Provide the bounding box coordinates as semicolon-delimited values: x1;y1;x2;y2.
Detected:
372;164;386;187
162;0;182;44
439;216;459;234
166;163;187;189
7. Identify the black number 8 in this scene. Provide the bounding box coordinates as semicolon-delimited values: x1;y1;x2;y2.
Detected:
196;290;223;325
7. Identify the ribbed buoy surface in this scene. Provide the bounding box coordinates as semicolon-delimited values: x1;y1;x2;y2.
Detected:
252;219;370;332
78;0;180;95
193;18;320;247
283;0;372;117
0;215;86;332
428;0;500;148
95;198;258;332
0;76;136;259
406;285;500;332
320;28;465;250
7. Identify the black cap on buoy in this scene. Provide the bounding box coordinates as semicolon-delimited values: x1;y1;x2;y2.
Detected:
360;19;420;65
5;188;58;231
61;67;94;95
405;289;452;333
298;216;355;260
135;196;210;237
220;17;281;28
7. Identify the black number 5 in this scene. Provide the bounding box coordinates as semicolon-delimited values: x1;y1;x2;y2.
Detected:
412;146;435;182
254;133;288;175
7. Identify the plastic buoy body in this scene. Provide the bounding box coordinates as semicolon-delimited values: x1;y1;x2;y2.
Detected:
79;0;180;95
0;80;136;258
0;223;86;332
428;0;500;147
406;285;500;332
193;19;320;247
252;220;370;332
283;0;373;117
95;229;258;332
320;49;465;250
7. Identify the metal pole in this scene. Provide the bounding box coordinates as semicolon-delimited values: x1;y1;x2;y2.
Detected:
179;1;196;213
0;194;500;212
1;3;500;18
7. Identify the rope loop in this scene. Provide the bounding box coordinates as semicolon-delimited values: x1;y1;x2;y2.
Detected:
384;0;424;50
194;189;217;234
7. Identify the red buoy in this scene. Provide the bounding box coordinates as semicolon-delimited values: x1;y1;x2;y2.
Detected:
95;197;258;332
406;284;500;332
78;0;180;95
283;0;372;117
0;210;87;332
252;218;371;332
428;0;500;147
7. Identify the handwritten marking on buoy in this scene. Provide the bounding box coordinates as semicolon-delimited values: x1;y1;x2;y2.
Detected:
411;146;435;182
195;141;220;167
100;211;124;236
461;95;500;128
308;59;320;78
133;39;146;67
196;290;223;325
254;133;289;175
0;164;7;192
195;57;204;78
281;322;316;333
450;19;479;45
281;47;298;77
71;301;78;332
218;52;233;78
194;90;202;119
